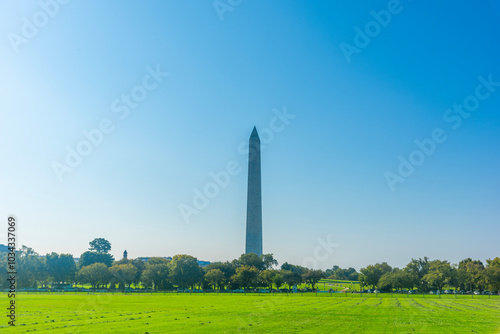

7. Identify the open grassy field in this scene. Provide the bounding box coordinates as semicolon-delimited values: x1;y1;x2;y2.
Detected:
316;279;360;291
2;293;499;333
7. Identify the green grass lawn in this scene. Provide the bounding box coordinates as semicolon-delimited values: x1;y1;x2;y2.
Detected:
316;279;361;291
1;293;499;333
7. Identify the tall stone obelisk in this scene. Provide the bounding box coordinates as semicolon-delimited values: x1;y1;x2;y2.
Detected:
245;127;262;256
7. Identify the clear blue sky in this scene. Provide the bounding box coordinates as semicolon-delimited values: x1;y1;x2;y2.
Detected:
1;0;499;270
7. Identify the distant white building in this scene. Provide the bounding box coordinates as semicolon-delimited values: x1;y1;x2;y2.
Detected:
136;256;210;267
137;256;172;262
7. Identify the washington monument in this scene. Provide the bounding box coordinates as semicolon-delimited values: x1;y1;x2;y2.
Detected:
245;127;263;256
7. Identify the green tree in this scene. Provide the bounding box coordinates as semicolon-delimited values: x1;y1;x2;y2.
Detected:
423;260;453;291
360;262;392;289
168;254;203;289
114;258;147;286
282;270;301;289
458;258;473;290
399;270;416;290
485;258;500;291
237;253;264;270
130;259;146;285
17;246;47;288
281;263;307;286
404;257;430;291
466;261;485;291
232;266;259;289
78;251;114;268
259;269;278;289
46;253;77;284
146;257;169;265
325;265;340;278
378;271;395;291
77;263;111;289
88;238;112;254
272;273;284;290
378;269;413;291
109;263;138;289
205;269;225;290
204;261;236;288
261;254;278;270
486;257;500;267
302;269;324;290
346;267;360;281
141;263;170;291
458;258;485;291
329;267;359;281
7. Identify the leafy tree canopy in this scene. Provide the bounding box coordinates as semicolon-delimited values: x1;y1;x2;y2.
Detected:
89;238;112;254
79;251;114;268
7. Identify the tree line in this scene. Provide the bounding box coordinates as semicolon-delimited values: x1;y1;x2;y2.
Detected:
358;257;500;292
1;238;499;292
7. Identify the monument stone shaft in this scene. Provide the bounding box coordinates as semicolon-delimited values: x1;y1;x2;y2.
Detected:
245;127;262;256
